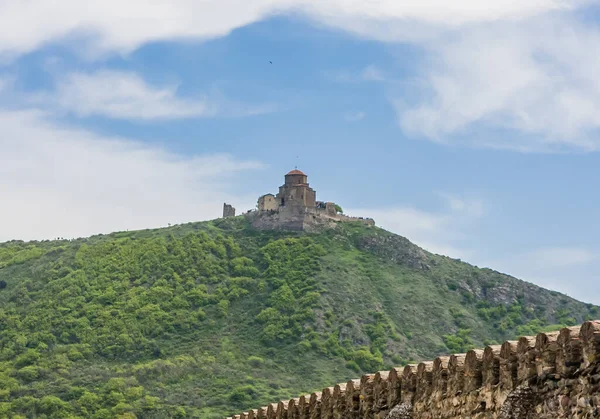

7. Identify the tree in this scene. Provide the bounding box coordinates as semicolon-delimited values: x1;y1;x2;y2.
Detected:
334;204;343;214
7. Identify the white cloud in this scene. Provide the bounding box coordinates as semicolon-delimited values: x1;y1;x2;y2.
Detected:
437;192;485;218
0;0;596;151
344;111;366;121
0;0;588;57
361;65;386;82
522;247;597;270
481;246;600;304
54;70;213;119
397;17;600;151
348;193;484;259
29;70;274;120
326;64;391;84
0;108;262;242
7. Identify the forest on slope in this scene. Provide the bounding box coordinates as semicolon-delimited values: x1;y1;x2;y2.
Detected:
0;217;596;418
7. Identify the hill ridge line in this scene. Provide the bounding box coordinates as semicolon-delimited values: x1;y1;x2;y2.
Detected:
227;320;600;418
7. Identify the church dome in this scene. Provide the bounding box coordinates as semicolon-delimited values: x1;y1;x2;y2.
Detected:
286;169;306;176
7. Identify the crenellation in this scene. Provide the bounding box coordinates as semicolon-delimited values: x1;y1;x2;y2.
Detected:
499;340;518;390
387;368;402;409
359;374;375;418
447;354;466;395
276;401;287;419
557;325;583;376
298;395;310;419
432;356;450;400
373;371;391;413
580;320;600;368
482;345;501;387
464;349;484;392
228;321;600;419
321;387;334;419
535;331;560;376
400;365;417;404
308;392;321;419
332;384;347;419
516;336;538;383
415;361;433;403
346;379;361;419
289;398;301;419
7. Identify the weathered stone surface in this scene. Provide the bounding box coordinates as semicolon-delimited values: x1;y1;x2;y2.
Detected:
498;385;537;419
228;321;600;419
385;402;413;419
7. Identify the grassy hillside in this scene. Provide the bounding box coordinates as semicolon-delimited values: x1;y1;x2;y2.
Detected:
0;217;596;418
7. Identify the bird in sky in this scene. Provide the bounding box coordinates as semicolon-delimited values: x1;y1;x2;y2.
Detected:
269;61;272;64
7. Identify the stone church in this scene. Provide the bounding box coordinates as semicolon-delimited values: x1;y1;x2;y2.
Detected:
223;169;374;231
258;169;317;213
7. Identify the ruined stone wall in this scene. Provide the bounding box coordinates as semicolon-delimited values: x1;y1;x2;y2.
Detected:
258;195;279;211
335;213;376;226
248;207;375;232
223;203;236;218
226;321;600;419
310;208;376;227
247;208;313;232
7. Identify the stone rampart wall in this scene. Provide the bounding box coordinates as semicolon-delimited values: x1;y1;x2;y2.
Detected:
226;320;600;419
334;213;375;226
307;208;375;226
247;208;375;231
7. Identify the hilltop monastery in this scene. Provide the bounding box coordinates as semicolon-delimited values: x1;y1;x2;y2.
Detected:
223;169;374;231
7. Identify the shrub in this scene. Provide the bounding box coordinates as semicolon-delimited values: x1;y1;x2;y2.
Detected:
229;385;257;405
247;356;264;368
345;360;360;372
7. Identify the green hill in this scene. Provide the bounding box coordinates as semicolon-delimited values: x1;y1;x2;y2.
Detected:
0;217;596;418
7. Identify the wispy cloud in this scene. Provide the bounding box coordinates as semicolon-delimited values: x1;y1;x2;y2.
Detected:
1;0;596;151
0;108;262;242
361;65;386;82
326;65;388;84
344;111;366;122
436;192;485;218
0;1;583;57
348;193;485;259
397;17;600;152
522;247;597;270
481;246;600;304
29;70;275;120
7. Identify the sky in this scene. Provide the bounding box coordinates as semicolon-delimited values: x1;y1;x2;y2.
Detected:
0;0;598;304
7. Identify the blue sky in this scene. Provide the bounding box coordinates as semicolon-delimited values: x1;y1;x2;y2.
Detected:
0;1;598;304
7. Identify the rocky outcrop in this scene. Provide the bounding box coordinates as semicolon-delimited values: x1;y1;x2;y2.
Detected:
226;321;600;419
354;232;430;270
